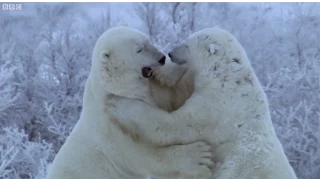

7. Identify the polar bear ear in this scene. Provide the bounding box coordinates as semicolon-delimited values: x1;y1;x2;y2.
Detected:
101;50;110;59
198;35;209;41
207;43;219;55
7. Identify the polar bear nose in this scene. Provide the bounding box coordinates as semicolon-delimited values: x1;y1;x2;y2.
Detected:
158;56;166;65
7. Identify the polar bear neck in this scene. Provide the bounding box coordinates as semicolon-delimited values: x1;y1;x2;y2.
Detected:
86;68;156;106
81;74;157;130
107;78;155;105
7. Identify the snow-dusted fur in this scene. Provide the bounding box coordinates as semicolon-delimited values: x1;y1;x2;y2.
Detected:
46;26;213;178
106;28;297;178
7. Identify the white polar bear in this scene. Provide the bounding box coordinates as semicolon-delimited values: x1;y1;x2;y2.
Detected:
106;28;297;178
46;26;214;179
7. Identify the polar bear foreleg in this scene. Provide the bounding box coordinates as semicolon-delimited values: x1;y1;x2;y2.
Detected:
106;95;215;178
106;94;213;146
149;142;213;178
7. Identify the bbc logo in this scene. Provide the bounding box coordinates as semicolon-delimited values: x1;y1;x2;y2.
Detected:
2;4;22;11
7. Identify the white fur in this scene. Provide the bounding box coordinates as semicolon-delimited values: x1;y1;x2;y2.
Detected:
46;26;213;178
208;43;219;54
148;60;195;112
106;28;297;178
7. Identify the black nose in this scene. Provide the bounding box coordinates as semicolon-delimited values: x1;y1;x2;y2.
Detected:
168;53;172;58
158;56;166;65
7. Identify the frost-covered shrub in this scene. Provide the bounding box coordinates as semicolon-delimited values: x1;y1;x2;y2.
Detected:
0;126;54;179
0;62;18;119
264;54;320;178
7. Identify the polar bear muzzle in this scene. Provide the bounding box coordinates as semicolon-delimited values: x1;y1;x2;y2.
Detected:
158;55;166;65
141;67;153;78
141;56;166;78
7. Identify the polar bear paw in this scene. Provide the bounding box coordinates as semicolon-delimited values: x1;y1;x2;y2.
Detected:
170;141;214;178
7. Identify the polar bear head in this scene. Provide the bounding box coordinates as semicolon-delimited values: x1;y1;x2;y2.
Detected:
89;26;166;98
168;28;252;79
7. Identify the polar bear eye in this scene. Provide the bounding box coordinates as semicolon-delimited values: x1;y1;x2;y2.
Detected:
137;48;143;53
104;53;110;58
101;51;110;59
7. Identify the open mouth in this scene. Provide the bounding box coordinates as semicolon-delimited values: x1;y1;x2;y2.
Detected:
141;59;166;78
141;67;153;78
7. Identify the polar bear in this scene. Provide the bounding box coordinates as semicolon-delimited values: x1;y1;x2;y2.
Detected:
106;28;297;178
46;26;214;179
